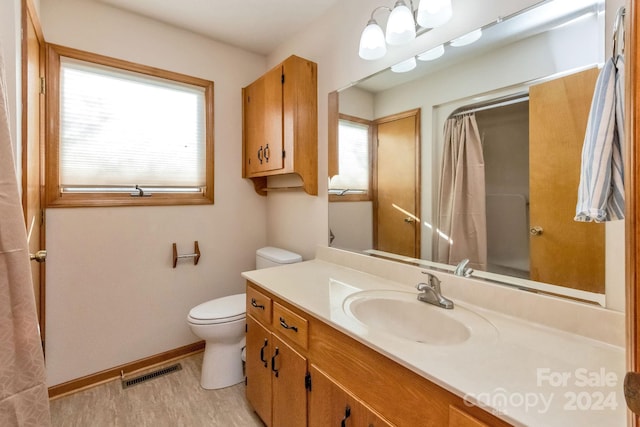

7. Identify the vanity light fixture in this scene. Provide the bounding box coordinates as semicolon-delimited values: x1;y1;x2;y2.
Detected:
359;0;454;60
391;56;417;73
417;44;445;60
450;28;483;46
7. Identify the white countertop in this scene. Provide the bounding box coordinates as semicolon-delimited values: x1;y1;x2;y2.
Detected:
242;258;626;427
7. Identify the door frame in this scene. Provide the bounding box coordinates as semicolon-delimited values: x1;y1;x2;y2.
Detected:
21;0;46;347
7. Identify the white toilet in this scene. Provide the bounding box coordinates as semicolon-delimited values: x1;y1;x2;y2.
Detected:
187;246;302;389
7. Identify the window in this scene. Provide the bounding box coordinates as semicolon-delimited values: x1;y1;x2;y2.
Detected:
45;44;214;207
329;115;372;201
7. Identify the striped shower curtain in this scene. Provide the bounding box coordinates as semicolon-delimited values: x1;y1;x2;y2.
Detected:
436;114;487;271
0;49;51;425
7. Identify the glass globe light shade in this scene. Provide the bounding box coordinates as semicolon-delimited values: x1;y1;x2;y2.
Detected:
391;56;417;73
358;20;387;60
385;1;416;46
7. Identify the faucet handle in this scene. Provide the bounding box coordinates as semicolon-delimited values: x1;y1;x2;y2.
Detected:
416;282;430;292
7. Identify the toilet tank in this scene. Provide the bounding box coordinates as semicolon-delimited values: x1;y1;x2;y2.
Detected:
256;247;302;269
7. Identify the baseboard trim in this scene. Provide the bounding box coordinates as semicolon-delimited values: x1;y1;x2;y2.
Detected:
48;341;205;399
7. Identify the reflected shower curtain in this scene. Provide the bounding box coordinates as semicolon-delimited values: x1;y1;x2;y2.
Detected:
0;51;51;425
436;114;487;271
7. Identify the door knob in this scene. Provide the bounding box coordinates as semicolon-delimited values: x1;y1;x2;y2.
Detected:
29;250;47;263
529;226;543;236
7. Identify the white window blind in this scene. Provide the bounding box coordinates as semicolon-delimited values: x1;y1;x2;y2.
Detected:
329;119;370;193
59;57;206;192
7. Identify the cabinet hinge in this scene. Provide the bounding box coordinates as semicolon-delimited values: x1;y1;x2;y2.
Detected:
245;323;248;333
282;150;286;159
245;376;248;386
281;73;285;84
305;371;312;391
40;77;45;95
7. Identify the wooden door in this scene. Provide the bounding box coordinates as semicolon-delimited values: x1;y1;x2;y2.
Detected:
374;110;420;258
243;65;283;176
271;334;307;427
529;68;604;293
21;0;46;346
245;316;273;426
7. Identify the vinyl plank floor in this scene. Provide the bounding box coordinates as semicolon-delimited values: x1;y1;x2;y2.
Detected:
49;353;264;427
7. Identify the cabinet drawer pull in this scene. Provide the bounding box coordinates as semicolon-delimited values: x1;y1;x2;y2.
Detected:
271;347;280;378
260;338;268;367
251;298;265;310
264;144;270;162
279;316;298;332
257;146;264;164
341;405;351;427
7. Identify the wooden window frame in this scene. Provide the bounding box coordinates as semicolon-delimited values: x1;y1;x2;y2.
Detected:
329;114;374;203
44;44;214;207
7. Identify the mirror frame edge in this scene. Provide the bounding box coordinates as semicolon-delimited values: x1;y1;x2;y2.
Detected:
627;0;639;423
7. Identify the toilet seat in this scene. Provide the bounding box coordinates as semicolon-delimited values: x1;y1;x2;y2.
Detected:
188;293;246;325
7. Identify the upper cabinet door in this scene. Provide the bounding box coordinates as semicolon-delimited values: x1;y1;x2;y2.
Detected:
243;65;284;176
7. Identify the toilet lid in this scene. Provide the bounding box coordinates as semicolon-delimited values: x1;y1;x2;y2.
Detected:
188;293;246;324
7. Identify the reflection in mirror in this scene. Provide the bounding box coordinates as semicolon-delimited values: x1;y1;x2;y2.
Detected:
329;0;626;308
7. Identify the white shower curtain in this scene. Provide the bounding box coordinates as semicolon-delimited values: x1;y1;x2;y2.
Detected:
436;114;487;271
0;50;51;425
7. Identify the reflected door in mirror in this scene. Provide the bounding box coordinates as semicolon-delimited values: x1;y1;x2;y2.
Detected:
529;68;604;293
375;110;420;258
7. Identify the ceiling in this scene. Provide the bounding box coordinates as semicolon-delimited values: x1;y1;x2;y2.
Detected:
97;0;340;55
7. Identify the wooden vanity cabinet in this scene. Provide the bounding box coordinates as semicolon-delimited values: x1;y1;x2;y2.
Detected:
245;281;511;427
242;55;318;196
245;293;308;427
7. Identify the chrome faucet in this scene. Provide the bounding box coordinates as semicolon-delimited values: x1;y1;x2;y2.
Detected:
454;258;474;277
416;273;454;309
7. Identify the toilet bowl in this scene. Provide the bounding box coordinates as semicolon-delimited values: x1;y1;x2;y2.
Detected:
187;247;302;389
187;294;246;389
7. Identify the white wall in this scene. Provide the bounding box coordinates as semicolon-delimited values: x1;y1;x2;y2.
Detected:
40;0;269;386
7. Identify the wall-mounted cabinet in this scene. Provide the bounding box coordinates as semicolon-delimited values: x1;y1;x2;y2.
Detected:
242;55;318;196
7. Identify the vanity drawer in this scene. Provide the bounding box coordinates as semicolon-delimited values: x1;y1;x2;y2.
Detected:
247;286;272;324
273;302;308;350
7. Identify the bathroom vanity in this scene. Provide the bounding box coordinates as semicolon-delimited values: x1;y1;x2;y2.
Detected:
242;247;625;426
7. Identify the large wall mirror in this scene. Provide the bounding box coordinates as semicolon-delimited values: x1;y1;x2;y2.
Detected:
328;0;626;309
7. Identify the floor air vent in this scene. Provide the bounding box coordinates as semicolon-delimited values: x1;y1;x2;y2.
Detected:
122;363;182;389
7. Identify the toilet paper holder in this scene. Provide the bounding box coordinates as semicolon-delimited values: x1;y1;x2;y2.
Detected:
172;241;201;268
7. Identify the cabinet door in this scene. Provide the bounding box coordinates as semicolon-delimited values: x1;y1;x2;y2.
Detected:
244;65;283;176
246;316;273;426
309;365;394;427
448;405;490;427
271;334;307;427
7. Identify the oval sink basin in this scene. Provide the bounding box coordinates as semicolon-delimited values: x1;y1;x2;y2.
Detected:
343;290;497;346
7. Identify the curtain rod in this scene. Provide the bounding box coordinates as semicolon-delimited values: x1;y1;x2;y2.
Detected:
450;93;529;118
